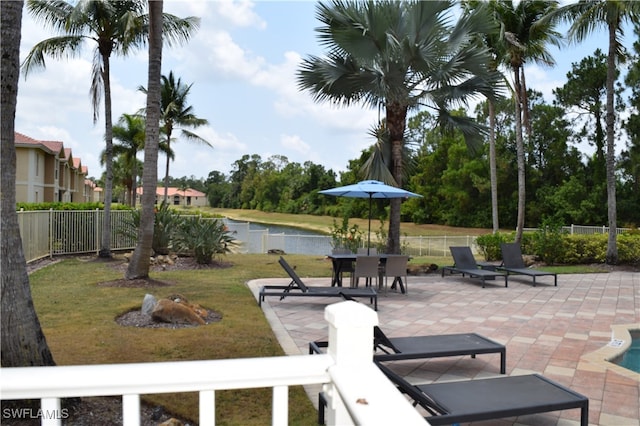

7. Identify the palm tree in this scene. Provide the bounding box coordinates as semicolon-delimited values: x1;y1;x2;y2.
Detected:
102;114;175;206
550;0;640;264
1;0;57;368
140;71;210;202
463;0;511;234
126;0;163;280
109;114;145;206
22;0;199;258
297;0;502;253
481;0;562;242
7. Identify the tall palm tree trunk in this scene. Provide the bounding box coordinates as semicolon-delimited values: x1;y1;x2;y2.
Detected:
99;54;114;258
131;167;137;207
1;0;56;368
386;102;408;254
605;23;618;264
163;140;171;202
513;67;526;243
489;99;499;233
126;0;163;279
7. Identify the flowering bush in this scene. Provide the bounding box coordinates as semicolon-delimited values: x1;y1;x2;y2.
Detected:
329;217;363;253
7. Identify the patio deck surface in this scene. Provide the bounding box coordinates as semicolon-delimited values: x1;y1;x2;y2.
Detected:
249;269;639;426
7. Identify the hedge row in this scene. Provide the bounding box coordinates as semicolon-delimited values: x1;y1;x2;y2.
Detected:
476;231;640;266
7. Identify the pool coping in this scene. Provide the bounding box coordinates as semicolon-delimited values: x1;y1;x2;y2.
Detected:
581;323;640;381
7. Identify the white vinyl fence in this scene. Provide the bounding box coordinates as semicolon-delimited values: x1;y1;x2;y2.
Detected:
18;209;137;263
17;209;630;263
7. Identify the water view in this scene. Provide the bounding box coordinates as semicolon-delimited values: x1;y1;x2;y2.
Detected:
223;218;332;256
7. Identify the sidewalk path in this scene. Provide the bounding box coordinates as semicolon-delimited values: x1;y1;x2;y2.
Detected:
249;270;639;426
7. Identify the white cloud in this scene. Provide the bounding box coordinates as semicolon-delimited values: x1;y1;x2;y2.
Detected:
280;134;310;156
215;0;266;29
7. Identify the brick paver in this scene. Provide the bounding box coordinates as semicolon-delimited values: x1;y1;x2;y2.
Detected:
250;270;639;425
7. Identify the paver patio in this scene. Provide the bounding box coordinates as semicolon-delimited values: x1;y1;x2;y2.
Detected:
249;268;639;425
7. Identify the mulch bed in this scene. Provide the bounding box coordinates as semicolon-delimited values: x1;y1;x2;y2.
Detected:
116;308;223;329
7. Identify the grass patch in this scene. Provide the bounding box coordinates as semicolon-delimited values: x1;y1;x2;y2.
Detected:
29;254;331;425
537;264;609;274
203;208;497;237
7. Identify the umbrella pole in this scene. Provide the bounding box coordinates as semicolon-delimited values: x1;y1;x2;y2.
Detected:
367;196;372;255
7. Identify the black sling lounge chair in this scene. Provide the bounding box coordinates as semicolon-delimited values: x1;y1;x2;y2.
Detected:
441;246;508;288
376;362;589;426
499;242;558;286
258;257;378;310
309;325;506;374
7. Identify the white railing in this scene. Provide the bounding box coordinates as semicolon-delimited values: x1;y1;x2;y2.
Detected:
563;224;631;235
401;235;479;256
18;209;632;263
0;302;426;426
17;209;137;262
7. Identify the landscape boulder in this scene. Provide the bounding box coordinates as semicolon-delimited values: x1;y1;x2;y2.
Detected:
141;294;157;316
151;294;207;326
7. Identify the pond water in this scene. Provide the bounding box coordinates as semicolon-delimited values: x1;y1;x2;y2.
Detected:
223;218;332;255
241;221;325;236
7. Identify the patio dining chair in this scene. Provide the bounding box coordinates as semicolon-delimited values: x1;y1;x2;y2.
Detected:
382;255;409;294
352;255;380;289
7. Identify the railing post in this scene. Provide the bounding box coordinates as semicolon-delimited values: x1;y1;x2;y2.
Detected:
49;208;53;259
96;208;100;255
323;301;378;425
122;394;140;426
199;390;215;426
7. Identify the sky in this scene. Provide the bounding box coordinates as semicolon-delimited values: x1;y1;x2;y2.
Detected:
15;0;637;182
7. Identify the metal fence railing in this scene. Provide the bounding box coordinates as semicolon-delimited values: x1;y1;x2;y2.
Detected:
563;224;631;235
18;209;137;263
17;210;632;264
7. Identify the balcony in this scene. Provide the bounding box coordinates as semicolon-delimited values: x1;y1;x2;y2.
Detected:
1;301;426;425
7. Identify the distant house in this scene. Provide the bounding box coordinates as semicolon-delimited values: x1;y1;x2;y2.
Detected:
136;187;208;207
86;179;103;203
14;132;92;203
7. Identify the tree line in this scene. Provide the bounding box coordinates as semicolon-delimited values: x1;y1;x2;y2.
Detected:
174;42;639;231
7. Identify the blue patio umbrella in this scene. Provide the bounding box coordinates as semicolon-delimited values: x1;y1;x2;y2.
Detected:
319;180;422;254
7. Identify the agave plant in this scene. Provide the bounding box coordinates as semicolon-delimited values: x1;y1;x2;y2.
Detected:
173;217;236;264
120;201;180;255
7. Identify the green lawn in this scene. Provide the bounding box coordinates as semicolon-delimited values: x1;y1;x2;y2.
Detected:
29;254;333;425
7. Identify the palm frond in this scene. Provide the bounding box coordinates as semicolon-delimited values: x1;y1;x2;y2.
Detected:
21;36;85;76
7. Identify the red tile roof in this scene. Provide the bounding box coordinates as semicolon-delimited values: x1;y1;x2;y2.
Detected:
15;132;64;156
136;187;206;197
14;132;88;175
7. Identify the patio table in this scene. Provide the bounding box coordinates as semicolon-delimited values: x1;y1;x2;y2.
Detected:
327;254;408;293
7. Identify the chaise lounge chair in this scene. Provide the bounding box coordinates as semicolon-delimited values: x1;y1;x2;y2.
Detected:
441;246;508;288
376;362;588;426
309;325;506;374
498;242;558;286
258;256;378;310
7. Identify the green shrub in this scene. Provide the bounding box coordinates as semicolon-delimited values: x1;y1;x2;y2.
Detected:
474;232;510;261
614;233;640;265
329;217;364;253
173;217;237;264
120;201;181;255
16;201;121;211
549;233;640;265
532;218;567;264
